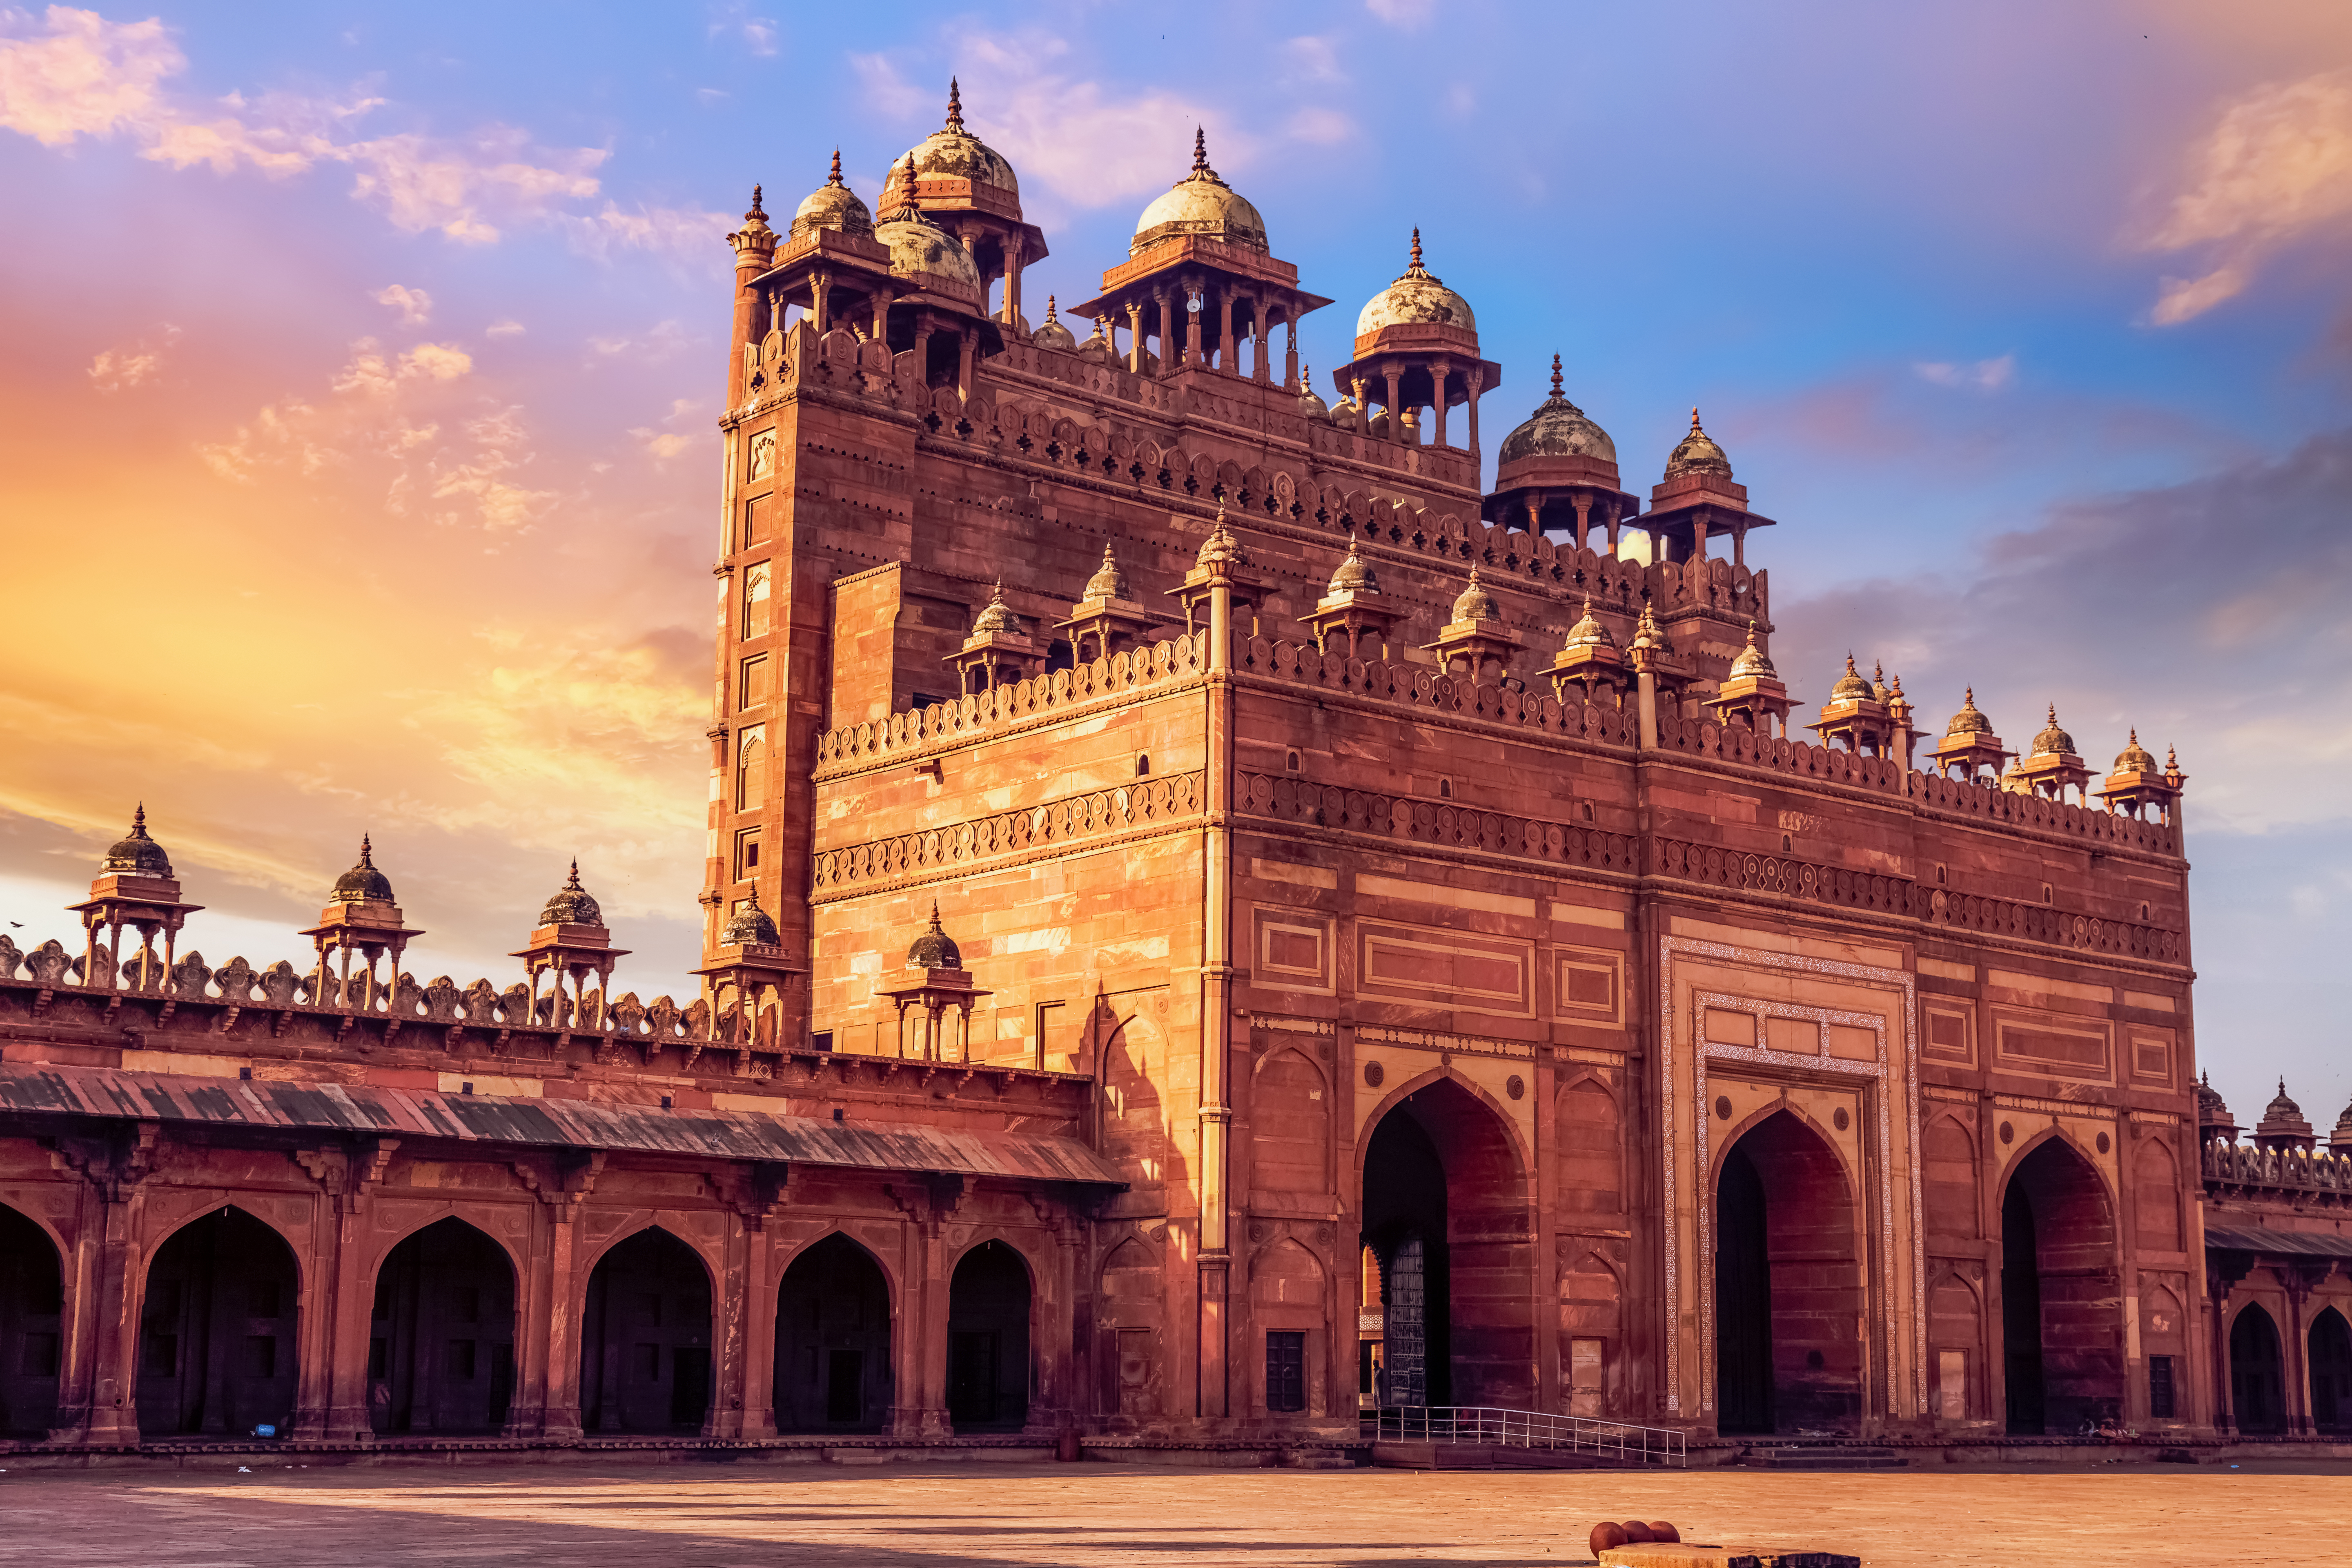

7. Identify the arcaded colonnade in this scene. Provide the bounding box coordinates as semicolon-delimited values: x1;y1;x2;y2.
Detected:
0;1127;1094;1445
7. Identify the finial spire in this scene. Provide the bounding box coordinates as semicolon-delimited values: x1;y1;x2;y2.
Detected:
132;802;147;833
891;153;921;218
359;832;374;866
827;149;843;187
748;184;764;220
1691;406;1704;432
1045;294;1058;322
1410;227;1423;271
945;77;964;131
565;856;582;889
1550;353;1563;398
1192;126;1208;172
928;899;944;931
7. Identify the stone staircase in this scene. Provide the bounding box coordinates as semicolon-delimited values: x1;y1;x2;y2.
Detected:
1740;1442;1909;1470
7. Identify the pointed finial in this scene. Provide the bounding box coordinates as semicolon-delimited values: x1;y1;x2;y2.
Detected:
1891;673;1904;697
1550;353;1563;398
827;149;843;187
2128;726;2139;745
1046;294;1058;322
1744;619;1759;646
748;184;765;220
2048;702;2059;723
1691;406;1704;432
1846;653;1859;676
359;833;375;867
744;882;763;909
132;802;147;833
1873;659;1885;683
565;856;583;890
1192;126;1208;172
2167;743;2179;767
928;899;945;931
1964;684;1976;704
891;153;922;218
1466;562;1482;586
946;77;964;131
1410;227;1423;271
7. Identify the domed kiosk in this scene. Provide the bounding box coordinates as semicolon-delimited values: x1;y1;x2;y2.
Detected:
1486;353;1642;552
1330;229;1502;463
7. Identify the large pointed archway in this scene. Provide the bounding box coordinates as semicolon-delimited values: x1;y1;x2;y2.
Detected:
1359;1075;1532;1410
1711;1108;1863;1434
1999;1136;2121;1434
773;1233;892;1433
2229;1303;2286;1434
368;1217;517;1435
2312;1307;2352;1434
578;1228;713;1434
0;1203;63;1437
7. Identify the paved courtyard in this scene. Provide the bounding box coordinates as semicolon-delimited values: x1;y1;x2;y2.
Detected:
0;1459;2344;1566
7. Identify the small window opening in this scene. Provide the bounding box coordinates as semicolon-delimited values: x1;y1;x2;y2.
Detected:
1135;753;1151;777
1581;801;1595;822
1438;777;1452;799
2139;902;2150;922
1284;749;1301;773
2042;883;2054;904
1936;864;1947;884
1781;834;1792;854
461;1081;475;1095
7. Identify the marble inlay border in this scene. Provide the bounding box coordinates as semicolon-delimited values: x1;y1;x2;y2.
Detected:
1993;1092;2117;1118
1657;936;1923;1419
1354;1023;1537;1061
1250;1014;1336;1036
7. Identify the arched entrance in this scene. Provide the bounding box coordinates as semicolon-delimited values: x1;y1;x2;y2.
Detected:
946;1240;1030;1431
773;1233;891;1432
1999;1137;2121;1434
136;1207;301;1437
2230;1304;2286;1433
368;1218;517;1435
2311;1308;2352;1433
1711;1109;1863;1434
1359;1076;1531;1410
579;1228;712;1434
0;1204;63;1436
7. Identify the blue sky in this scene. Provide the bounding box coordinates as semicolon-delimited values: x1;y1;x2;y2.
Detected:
1;0;2348;1134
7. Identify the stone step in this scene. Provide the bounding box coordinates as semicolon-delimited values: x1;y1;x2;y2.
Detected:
1373;1440;1624;1470
1744;1445;1909;1470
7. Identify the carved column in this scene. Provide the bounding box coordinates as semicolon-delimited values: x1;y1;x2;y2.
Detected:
1284;316;1298;391
1002;234;1025;327
1430;357;1451;449
301;1138;397;1441
1152;290;1173;376
513;1151;601;1439
1127;302;1147;376
1383;368;1404;443
51;1125;159;1444
1216;288;1235;375
1466;366;1485;459
1573;494;1591;552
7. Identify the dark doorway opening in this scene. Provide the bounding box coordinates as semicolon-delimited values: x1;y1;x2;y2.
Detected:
1359;1078;1530;1410
2312;1309;2352;1433
368;1218;517;1436
2230;1305;2285;1434
136;1207;301;1437
1999;1138;2121;1434
946;1241;1030;1430
1711;1110;1861;1434
1714;1146;1772;1433
773;1233;892;1432
579;1229;713;1434
0;1204;63;1436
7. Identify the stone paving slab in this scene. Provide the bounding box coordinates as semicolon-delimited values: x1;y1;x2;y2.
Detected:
0;1460;2346;1566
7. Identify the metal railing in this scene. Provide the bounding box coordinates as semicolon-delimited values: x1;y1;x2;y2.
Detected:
1364;1405;1687;1468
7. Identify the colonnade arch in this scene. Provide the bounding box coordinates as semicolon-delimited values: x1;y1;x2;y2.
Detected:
773;1232;892;1432
2228;1303;2286;1433
1711;1107;1863;1434
1357;1072;1532;1411
2311;1307;2352;1433
136;1205;302;1438
0;1202;63;1436
1998;1133;2122;1434
946;1238;1032;1431
579;1227;714;1434
368;1216;518;1435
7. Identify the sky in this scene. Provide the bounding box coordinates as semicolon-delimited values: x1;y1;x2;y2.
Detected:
0;0;2348;1134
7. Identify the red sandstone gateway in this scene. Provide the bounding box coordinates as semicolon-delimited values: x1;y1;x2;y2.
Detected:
0;81;2339;1463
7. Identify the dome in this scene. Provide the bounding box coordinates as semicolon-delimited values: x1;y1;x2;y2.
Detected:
1665;407;1733;480
1325;539;1379;597
1871;662;1893;704
906;903;962;969
1450;565;1499;624
875;156;982;294
2196;1071;2234;1130
1946;687;1992;737
1498;355;1617;466
2030;704;2076;758
1630;602;1672;655
790;150;874;239
1561;597;1616;653
2256;1078;2315;1147
1082;543;1128;601
1355;229;1474;338
971;581;1020;636
2112;728;2158;773
1829;655;1873;704
537;860;602;927
1194;508;1247;570
1077;315;1115;361
331;835;394;904
720;887;781;948
1031;296;1077;352
1727;622;1774;680
903;78;1020;196
1296;363;1329;421
1132;129;1267;254
101;804;174;878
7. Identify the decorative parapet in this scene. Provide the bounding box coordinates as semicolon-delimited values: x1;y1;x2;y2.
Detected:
814;632;1208;771
815;771;1205;898
2204;1138;2352;1197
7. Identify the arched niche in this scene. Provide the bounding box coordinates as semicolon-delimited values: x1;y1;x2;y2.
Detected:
137;1205;301;1438
0;1202;64;1436
2229;1302;2286;1434
368;1216;518;1436
1096;1235;1162;1420
1249;1047;1330;1202
579;1227;713;1434
947;1238;1032;1432
772;1232;891;1433
1712;1106;1863;1435
2310;1307;2352;1433
1249;1236;1325;1417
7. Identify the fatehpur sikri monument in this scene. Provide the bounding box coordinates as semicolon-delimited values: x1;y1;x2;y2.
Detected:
4;85;2349;1466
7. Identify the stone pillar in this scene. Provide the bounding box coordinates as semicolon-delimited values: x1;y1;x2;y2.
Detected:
1733;522;1748;569
810;272;830;336
1350;378;1368;436
1573;494;1592;552
911;314;935;388
1250;297;1270;383
1216;289;1235;375
1636;667;1660;752
1284;317;1298;391
957;328;976;403
1198;572;1236;1420
1466;367;1484;459
1002;234;1025;327
1152;291;1173;376
871;287;894;345
1126;302;1147;376
1185;285;1205;368
1383;368;1404;443
56;1135;154;1445
1430;357;1451;449
915;1200;953;1435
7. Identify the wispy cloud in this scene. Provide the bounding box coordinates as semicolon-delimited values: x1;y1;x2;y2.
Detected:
1914;353;2015;390
87;322;180;391
2142;69;2352;325
1285;107;1355;147
374;283;432;325
1281;36;1343;86
1364;0;1434;29
708;4;779;59
0;6;626;246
